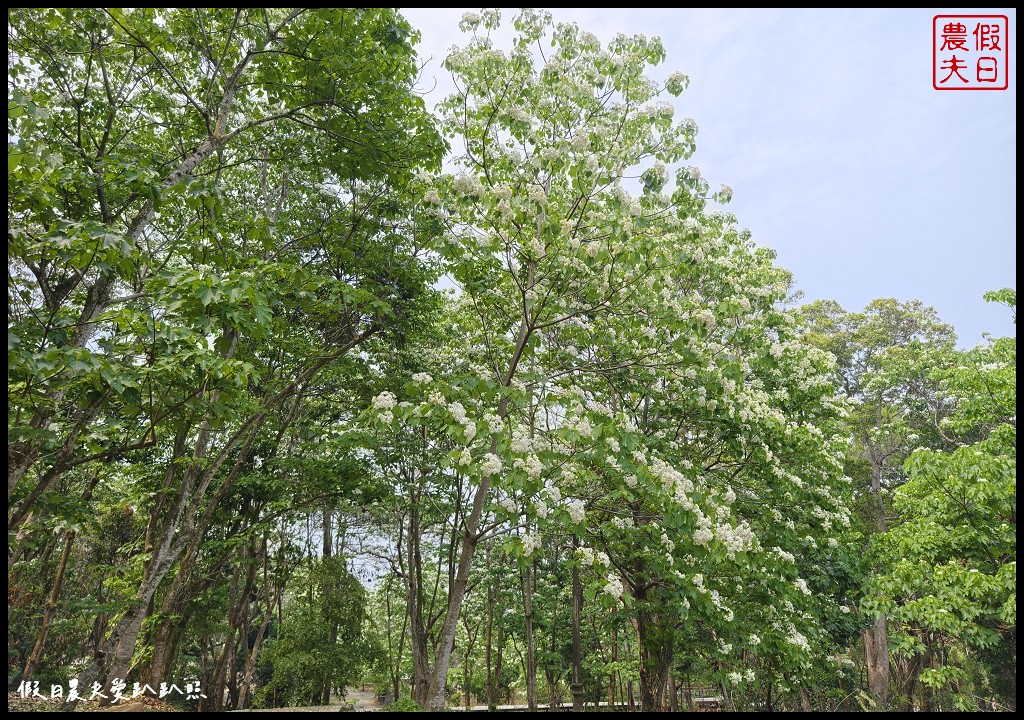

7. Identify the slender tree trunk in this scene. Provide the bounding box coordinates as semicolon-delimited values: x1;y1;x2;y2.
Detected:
238;540;273;710
146;619;187;689
571;536;584;712
547;548;559;710
423;259;536;711
799;684;812;711
493;604;504;706
485;548;496;710
407;496;432;706
22;529;75;681
321;503;334;706
520;559;538;710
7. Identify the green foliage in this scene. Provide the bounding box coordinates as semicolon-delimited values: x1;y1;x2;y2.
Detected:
865;293;1016;709
255;558;374;708
382;696;424;712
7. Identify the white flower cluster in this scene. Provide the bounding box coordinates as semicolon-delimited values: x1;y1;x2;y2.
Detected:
603;574;624;601
611;515;634;530
649;458;692;495
714;519;754;560
695;308;716;329
567;498;586;524
523;454;543;479
448;401;478;442
454;173;484;198
794;578;811;596
534;499;548;518
571;416;593;437
498;495;518;516
372;391;397;410
787;630;810;652
710;589;734;622
748;634;760;647
481;453;503;476
522;533;541;557
484;413;503;434
650;102;674;120
666;70;690;95
527;185;548;205
694;515;713;546
773;547;796;564
411;372;433;384
537;481;557;506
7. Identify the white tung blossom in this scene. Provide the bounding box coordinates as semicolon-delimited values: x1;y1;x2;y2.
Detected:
484;413;503;434
522;533;541;557
481;453;503;476
787;630;810;652
567;499;586;524
411;372;432;384
603;574;624;601
372;391;397;410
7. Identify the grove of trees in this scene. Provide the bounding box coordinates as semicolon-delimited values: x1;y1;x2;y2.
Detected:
7;8;1015;713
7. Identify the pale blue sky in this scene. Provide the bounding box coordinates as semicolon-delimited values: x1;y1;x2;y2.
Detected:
402;8;1016;347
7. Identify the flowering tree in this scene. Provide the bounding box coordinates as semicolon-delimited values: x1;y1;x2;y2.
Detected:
357;10;857;710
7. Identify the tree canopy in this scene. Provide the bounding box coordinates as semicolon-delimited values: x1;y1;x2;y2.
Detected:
7;8;1015;714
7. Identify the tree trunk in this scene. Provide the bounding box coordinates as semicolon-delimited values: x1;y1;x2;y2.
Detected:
571;538;584;712
322;502;334;706
864;615;890;711
22;529;76;681
630;598;671;712
406;496;431;706
145;619;186;690
423;469;493;711
423;282;535;711
485;552;496;710
520;559;538;711
635;608;673;712
238;540;273;711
